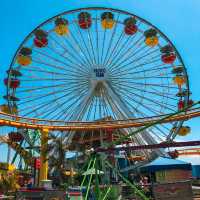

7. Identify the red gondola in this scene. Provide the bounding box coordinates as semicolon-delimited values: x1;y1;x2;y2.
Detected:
124;17;137;35
4;78;20;89
125;24;137;35
161;53;176;64
78;12;92;29
34;37;48;48
8;132;23;142
178;100;184;110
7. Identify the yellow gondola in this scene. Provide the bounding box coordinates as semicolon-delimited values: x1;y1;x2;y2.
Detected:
173;75;186;86
177;126;191;136
17;55;32;66
101;12;115;29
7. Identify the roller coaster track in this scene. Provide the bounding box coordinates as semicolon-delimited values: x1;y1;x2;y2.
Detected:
0;107;200;131
0;136;34;166
176;148;200;156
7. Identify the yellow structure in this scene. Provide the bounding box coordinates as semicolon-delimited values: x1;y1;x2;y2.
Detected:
173;75;186;86
177;126;191;136
101;19;115;29
17;55;32;66
39;128;49;183
54;24;69;36
145;36;159;47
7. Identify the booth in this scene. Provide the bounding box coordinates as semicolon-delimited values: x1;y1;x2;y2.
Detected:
140;156;193;200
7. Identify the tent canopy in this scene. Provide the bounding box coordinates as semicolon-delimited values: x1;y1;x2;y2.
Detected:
140;156;191;173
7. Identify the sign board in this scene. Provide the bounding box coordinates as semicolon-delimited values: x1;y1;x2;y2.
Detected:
153;181;193;200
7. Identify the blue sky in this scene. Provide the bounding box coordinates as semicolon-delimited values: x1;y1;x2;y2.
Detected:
0;0;200;162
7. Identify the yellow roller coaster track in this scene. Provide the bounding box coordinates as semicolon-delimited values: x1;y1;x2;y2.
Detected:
0;107;200;131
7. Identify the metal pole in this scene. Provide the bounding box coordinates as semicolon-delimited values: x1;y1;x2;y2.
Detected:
39;128;49;184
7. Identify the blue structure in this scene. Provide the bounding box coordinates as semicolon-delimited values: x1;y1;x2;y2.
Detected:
192;165;200;178
140;156;192;173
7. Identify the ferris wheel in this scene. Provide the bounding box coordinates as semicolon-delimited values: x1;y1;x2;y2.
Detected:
3;7;191;156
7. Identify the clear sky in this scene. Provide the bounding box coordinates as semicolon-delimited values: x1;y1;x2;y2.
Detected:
0;0;200;163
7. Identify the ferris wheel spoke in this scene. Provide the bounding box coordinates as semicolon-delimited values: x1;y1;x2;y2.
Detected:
105;21;143;69
41;47;89;76
127;64;171;76
102;13;121;66
104;31;126;68
31;58;88;76
107;35;145;72
19;69;89;84
85;96;96;121
20;85;88;118
74;22;95;66
100;25;107;65
152;125;170;138
92;97;99;120
111;86;155;116
109;59;161;78
103;91;126;119
67;93;94;121
20;66;79;78
46;93;87;121
110;54;161;75
110;79;177;90
116;83;178;101
128;75;173;80
100;89;114;119
116;87;176;114
119;84;177;111
61;34;93;68
33;48;90;75
108;46;153;75
95;12;100;65
43;88;89;121
17;81;88;106
33;49;90;76
98;89;113;119
67;25;94;67
87;26;98;66
109;47;160;75
111;91;144;118
117;101;171;138
19;60;89;78
70;24;93;66
17;83;72;93
105;22;143;69
132;66;174;77
48;35;90;72
17;84;86;99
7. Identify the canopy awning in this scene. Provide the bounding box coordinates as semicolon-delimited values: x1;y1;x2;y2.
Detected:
140;156;192;173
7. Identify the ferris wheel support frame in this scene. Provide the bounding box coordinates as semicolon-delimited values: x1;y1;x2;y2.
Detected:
105;81;165;156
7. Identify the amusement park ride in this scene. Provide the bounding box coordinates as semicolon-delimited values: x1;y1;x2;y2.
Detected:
0;7;200;200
